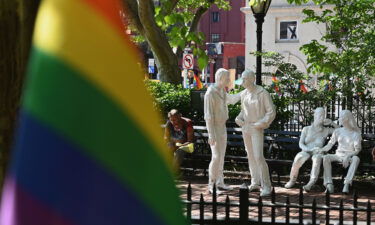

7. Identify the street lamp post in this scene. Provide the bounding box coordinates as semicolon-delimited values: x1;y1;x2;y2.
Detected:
251;0;272;85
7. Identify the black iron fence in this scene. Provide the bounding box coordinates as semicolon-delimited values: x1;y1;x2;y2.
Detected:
283;95;374;134
191;90;375;134
183;184;374;225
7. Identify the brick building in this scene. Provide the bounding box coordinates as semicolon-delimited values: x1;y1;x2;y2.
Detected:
198;0;246;82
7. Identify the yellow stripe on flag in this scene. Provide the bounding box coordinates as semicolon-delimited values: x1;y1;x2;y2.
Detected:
33;0;171;167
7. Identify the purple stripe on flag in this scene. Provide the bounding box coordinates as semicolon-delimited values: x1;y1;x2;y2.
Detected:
0;177;75;225
5;111;165;225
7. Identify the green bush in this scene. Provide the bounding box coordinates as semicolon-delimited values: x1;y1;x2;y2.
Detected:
145;80;191;120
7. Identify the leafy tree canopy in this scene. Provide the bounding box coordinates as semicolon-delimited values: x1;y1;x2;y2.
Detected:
286;0;375;101
122;0;230;84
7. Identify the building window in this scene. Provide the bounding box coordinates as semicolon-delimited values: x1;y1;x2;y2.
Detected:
280;21;298;40
212;12;220;22
211;34;220;43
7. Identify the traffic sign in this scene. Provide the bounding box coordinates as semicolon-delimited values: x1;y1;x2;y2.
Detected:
182;54;194;69
148;66;155;74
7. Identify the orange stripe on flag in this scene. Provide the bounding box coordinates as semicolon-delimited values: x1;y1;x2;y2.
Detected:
81;0;124;36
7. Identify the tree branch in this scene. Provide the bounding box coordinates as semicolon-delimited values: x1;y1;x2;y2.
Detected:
161;0;180;16
189;6;209;33
121;0;144;35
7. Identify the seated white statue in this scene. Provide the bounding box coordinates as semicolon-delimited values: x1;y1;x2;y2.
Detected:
284;107;338;191
319;110;362;194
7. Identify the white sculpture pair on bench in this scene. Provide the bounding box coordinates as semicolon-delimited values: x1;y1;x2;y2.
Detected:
204;69;275;196
285;108;362;194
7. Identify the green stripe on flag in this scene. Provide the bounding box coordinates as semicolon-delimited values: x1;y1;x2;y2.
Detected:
23;47;187;225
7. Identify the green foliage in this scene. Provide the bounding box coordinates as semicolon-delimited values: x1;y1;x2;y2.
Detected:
287;0;375;102
145;80;191;119
255;51;328;129
138;0;230;71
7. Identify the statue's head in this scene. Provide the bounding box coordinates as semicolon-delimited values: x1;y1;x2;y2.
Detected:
313;107;325;126
241;69;256;88
215;68;230;88
339;110;360;132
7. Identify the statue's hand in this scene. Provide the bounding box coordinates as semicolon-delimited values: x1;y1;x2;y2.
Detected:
342;155;351;168
208;136;217;146
235;117;245;127
252;122;263;129
311;147;321;154
323;118;333;126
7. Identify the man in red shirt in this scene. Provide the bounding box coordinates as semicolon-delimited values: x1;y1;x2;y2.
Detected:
164;109;194;169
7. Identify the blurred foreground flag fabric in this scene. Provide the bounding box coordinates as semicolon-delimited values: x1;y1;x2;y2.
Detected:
0;0;187;225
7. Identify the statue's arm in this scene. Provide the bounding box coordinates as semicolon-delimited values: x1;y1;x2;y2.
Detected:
204;93;217;143
226;90;242;105
321;130;338;152
350;133;362;157
299;127;310;152
235;93;245;127
253;91;276;129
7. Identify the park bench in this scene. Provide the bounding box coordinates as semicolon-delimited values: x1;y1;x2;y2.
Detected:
181;125;375;185
181;125;300;184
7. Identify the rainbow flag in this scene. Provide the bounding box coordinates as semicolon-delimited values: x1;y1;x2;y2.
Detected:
324;82;333;91
299;80;308;93
0;0;187;225
271;76;281;95
193;74;203;89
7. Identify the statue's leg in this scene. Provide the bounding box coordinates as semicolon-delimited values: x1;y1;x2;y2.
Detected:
243;130;260;187
208;124;225;188
217;126;230;189
251;129;271;191
289;152;310;181
344;156;360;185
303;154;322;191
310;154;323;183
323;154;341;187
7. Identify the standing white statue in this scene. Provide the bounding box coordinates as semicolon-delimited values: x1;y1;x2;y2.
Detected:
284;107;338;191
319;110;361;194
204;68;241;193
235;69;276;197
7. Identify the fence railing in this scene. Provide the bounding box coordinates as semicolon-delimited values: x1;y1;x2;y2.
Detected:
182;183;374;225
283;95;374;134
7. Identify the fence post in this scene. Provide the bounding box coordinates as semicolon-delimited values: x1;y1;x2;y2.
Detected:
353;190;358;225
299;186;303;224
199;194;204;225
187;183;192;220
339;199;344;225
212;184;217;222
258;196;263;223
366;200;371;225
271;187;276;224
239;184;249;225
225;195;230;222
325;191;330;225
285;196;290;225
312;198;317;225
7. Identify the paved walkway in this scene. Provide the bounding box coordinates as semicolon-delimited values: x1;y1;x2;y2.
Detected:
177;175;375;224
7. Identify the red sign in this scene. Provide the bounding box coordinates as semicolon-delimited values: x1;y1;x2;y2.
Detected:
182;54;194;69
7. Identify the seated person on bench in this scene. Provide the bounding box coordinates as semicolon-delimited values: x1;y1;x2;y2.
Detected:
284;107;338;190
164;109;194;169
320;110;362;194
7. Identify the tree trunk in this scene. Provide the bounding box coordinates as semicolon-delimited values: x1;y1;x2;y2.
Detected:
0;0;40;187
137;0;181;85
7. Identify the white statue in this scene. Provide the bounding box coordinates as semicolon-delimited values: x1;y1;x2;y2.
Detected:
319;110;362;194
235;69;276;197
284;107;338;191
204;68;241;193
